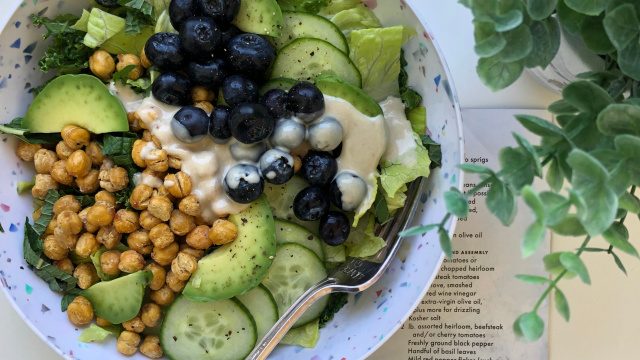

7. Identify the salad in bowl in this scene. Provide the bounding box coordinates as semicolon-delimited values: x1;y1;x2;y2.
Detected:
0;0;461;359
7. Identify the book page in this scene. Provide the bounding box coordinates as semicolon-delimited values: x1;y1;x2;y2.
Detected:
371;109;550;360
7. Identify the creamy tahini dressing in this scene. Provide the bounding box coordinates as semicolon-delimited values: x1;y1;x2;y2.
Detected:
109;82;144;112
380;97;418;165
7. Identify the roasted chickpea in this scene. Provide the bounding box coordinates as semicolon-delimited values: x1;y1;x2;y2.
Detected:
293;155;302;173
194;101;214;114
89;50;116;81
140;303;162;328
149;223;175;249
96;317;111;327
139;210;163;230
132;140;148;168
114;209;140;234
44;235;68;261
45;218;57;236
186;225;213;250
168;155;182;170
128;112;143;131
117;53;144;80
165;172;192;199
153;185;174;201
117;330;141;356
209;219;238;245
53;195;81;216
140;47;152;68
142;130;153;142
171;252;197;281
140;335;163;359
95;190;116;206
34;149;58;174
128;230;152;255
67;296;94;326
150;285;175;306
151;241;179;266
178;195;201;217
145;149;169;173
100;250;121;277
54;227;78;250
123;316;145;333
130;184;153;210
150;134;162;148
55;141;74;160
57;210;84;235
147;195;173;222
97;225;122;249
51;160;74;185
146;263;166;291
54;258;74;274
100;166;129;192
66;150;91;178
85;141;104;166
192;86;214;102
78;208;99;233
165;270;187;292
179;244;205;260
119;250;145;273
87;203;115;227
73;263;99;289
169;210;195;236
32;174;58;199
75;233;99;258
16;142;41;161
76;169;100;194
61;125;90;150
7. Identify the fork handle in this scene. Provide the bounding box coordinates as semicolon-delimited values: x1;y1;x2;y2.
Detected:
247;278;336;360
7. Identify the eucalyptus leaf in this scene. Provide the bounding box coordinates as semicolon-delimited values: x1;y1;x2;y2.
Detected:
486;179;517;225
514;133;542;177
540;191;571;225
515;274;550;284
580;15;615;54
477;56;524;90
474;21;508;57
559;252;591;284
548;99;578;115
554;288;571;321
522;186;546;221
618;36;640;81
444;188;469;218
525;17;561;68
557;0;586;34
549;214;587;236
565;0;608;16
546;158;565;192
471;1;524;32
618;191;640;214
459;163;495;175
611;251;628;275
523;221;547;258
602;222;638;257
603;4;640;50
543;252;564;274
498;24;533;62
527;0;558;20
562;80;613;115
596;104;640;136
399;224;439;237
499;147;537;190
514;114;565;144
514;312;545;341
438;227;453;259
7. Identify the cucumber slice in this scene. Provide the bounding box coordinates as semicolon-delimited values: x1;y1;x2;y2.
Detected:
161;297;257;360
235;285;278;341
281;318;320;348
264;176;319;234
316;77;382;117
82;271;151;324
275;219;325;260
271;38;362;88
232;0;284;37
275;12;349;53
259;77;297;95
262;244;329;328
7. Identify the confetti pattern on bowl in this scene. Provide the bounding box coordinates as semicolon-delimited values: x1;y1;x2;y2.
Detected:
0;0;463;359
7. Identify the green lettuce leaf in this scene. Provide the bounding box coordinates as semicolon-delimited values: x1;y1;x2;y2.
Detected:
385;184;407;213
155;10;177;33
332;5;382;33
79;324;114;343
83;8;126;48
101;26;154;55
322;242;346;263
281;319;320;347
345;213;386;258
151;0;172;19
278;0;329;14
407;105;427;135
72;9;90;31
320;0;362;15
380;132;431;198
349;26;412;101
353;170;379;227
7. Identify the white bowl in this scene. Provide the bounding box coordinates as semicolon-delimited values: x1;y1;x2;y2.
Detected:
0;0;463;359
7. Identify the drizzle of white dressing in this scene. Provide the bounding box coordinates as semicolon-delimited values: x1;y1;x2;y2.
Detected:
133;172;164;188
134;96;248;222
109;81;144;112
380;97;418;165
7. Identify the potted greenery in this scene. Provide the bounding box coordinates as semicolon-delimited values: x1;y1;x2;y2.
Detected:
403;0;640;341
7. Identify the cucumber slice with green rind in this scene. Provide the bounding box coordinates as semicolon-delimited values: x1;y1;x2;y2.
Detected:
315;76;382;117
161;297;257;360
264;177;319;234
259;77;297;95
235;285;279;341
262;243;329;328
275;12;349;53
82;270;151;324
275;219;325;260
271;38;362;88
232;0;284;37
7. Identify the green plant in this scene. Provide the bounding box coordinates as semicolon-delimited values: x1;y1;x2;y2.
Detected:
403;0;640;341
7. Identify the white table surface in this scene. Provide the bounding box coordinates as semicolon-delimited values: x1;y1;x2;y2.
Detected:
1;1;638;359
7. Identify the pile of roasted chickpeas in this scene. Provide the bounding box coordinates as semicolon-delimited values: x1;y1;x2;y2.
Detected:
16;120;239;357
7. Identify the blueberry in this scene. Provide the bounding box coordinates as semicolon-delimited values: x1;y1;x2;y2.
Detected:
144;33;184;70
270;118;305;150
329;172;368;212
230;142;267;162
259;149;294;185
180;17;221;59
301;151;338;186
169;0;196;29
95;0;119;7
187;59;228;87
222;75;258;107
319;211;351;246
209;105;232;142
261;89;293;119
294;186;330;221
152;72;192;106
229;103;275;144
171;106;210;143
288;82;325;122
307;116;343;152
224;164;264;204
226;34;276;78
220;25;243;49
196;0;241;27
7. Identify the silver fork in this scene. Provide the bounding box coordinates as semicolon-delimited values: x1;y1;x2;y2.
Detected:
247;177;428;360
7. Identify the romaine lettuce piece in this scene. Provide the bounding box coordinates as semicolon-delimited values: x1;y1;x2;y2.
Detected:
83;8;126;48
332;5;381;33
152;0;171;19
352;170;379;227
385;184;407;213
380;133;431;198
408;105;427;135
278;0;329;14
78;324;114;343
101;26;155;55
345;213;386;258
322;242;347;263
320;0;362;15
281;319;320;347
72;9;90;32
155;10;177;33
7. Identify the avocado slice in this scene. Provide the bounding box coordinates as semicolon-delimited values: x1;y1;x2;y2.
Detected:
183;196;277;301
23;74;129;134
232;0;284;37
82;270;151;324
315;77;382;117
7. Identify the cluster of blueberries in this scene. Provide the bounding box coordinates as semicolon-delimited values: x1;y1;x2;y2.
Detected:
142;0;361;245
